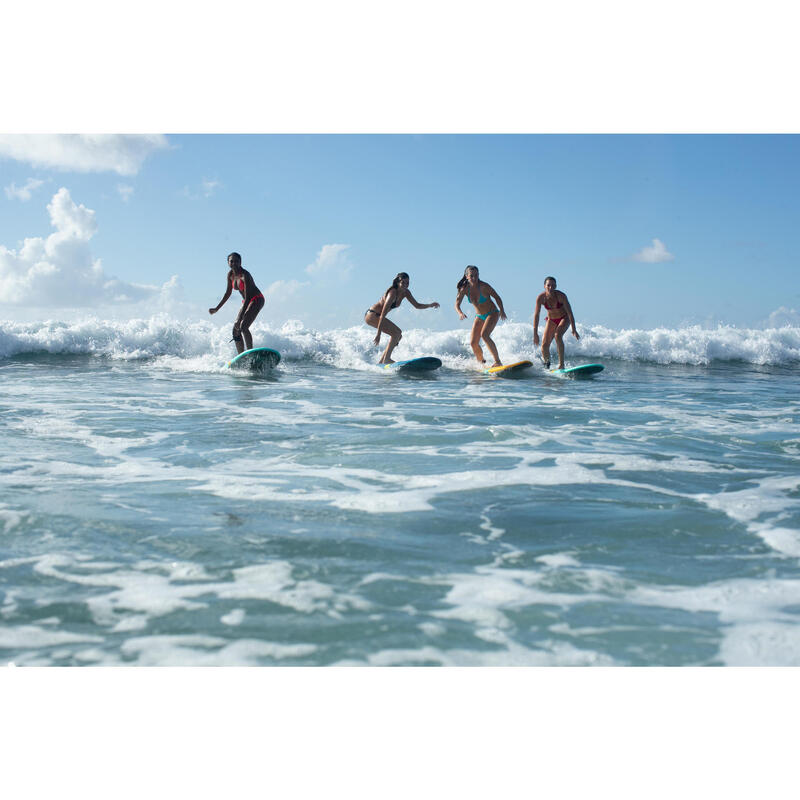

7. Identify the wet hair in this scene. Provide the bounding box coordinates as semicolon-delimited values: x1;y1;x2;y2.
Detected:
227;252;242;265
457;265;479;292
384;272;410;298
544;276;557;286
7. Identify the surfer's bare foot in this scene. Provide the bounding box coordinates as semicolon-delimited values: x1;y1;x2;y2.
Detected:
558;363;565;370
491;361;502;368
381;358;395;364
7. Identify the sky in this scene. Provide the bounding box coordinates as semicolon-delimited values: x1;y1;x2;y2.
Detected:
1;133;798;331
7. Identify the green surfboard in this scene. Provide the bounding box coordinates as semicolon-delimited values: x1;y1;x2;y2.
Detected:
227;347;281;371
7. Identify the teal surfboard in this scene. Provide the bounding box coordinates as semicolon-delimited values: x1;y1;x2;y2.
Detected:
484;360;533;376
227;347;281;370
383;357;442;372
550;363;604;378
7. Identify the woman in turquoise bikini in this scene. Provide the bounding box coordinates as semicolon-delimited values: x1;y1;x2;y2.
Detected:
533;276;579;369
455;265;507;367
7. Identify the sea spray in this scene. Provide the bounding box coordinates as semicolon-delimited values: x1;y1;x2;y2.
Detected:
1;317;799;367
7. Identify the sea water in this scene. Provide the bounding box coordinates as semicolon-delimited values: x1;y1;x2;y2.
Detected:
1;317;799;666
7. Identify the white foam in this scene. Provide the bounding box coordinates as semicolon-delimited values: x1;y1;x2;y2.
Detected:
430;566;611;631
2;316;799;366
0;624;102;649
630;576;800;665
12;414;173;459
719;622;800;666
119;635;317;666
28;554;370;629
336;639;615;666
694;475;800;558
187;447;709;514
0;504;28;532
536;552;581;568
221;609;246;626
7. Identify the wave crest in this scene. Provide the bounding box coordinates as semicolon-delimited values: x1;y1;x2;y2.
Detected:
1;317;799;367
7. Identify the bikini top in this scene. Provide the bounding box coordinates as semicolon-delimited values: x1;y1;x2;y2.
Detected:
382;291;400;309
544;295;563;310
466;287;487;305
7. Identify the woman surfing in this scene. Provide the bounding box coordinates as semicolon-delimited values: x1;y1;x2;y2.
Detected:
455;265;507;368
209;252;265;355
365;272;440;364
533;276;579;369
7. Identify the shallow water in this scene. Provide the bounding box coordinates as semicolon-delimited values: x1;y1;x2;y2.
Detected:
1;319;800;665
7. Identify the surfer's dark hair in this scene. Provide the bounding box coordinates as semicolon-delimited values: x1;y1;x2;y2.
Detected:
457;265;479;292
385;272;410;297
228;252;242;264
544;276;556;285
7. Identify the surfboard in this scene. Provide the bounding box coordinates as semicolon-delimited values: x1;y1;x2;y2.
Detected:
483;360;533;376
383;356;442;372
227;347;281;370
549;363;604;378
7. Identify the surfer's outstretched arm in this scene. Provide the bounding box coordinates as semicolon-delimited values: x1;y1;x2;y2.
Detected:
209;271;233;315
406;290;440;310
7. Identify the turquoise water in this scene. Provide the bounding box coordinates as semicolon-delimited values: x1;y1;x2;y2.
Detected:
2;319;800;665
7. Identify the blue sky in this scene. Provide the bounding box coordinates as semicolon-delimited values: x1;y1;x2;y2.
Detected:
1;134;798;330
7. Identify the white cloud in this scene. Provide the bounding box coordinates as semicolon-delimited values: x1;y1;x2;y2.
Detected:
0;135;169;176
266;278;310;303
117;184;134;203
5;177;45;201
180;178;222;200
632;238;674;263
202;178;221;197
0;187;172;308
305;243;352;276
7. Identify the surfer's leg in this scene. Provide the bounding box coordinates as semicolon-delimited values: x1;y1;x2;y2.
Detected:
541;320;555;368
367;316;402;363
469;317;486;365
480;312;502;367
553;318;569;369
239;297;265;352
232;323;245;354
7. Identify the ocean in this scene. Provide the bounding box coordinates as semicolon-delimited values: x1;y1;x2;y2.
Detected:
1;316;799;666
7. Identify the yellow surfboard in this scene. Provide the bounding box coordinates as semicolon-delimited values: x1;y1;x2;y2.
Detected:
483;360;533;376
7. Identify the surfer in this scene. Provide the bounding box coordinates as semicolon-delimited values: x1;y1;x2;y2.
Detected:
533;276;579;369
365;272;440;364
209;252;265;354
455;265;507;368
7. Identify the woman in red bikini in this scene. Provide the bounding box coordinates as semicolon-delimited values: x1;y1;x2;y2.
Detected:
533;276;579;369
209;252;265;354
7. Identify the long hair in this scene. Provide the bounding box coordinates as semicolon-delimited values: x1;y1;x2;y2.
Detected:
457;265;479;292
384;272;409;298
228;252;242;268
544;276;557;287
